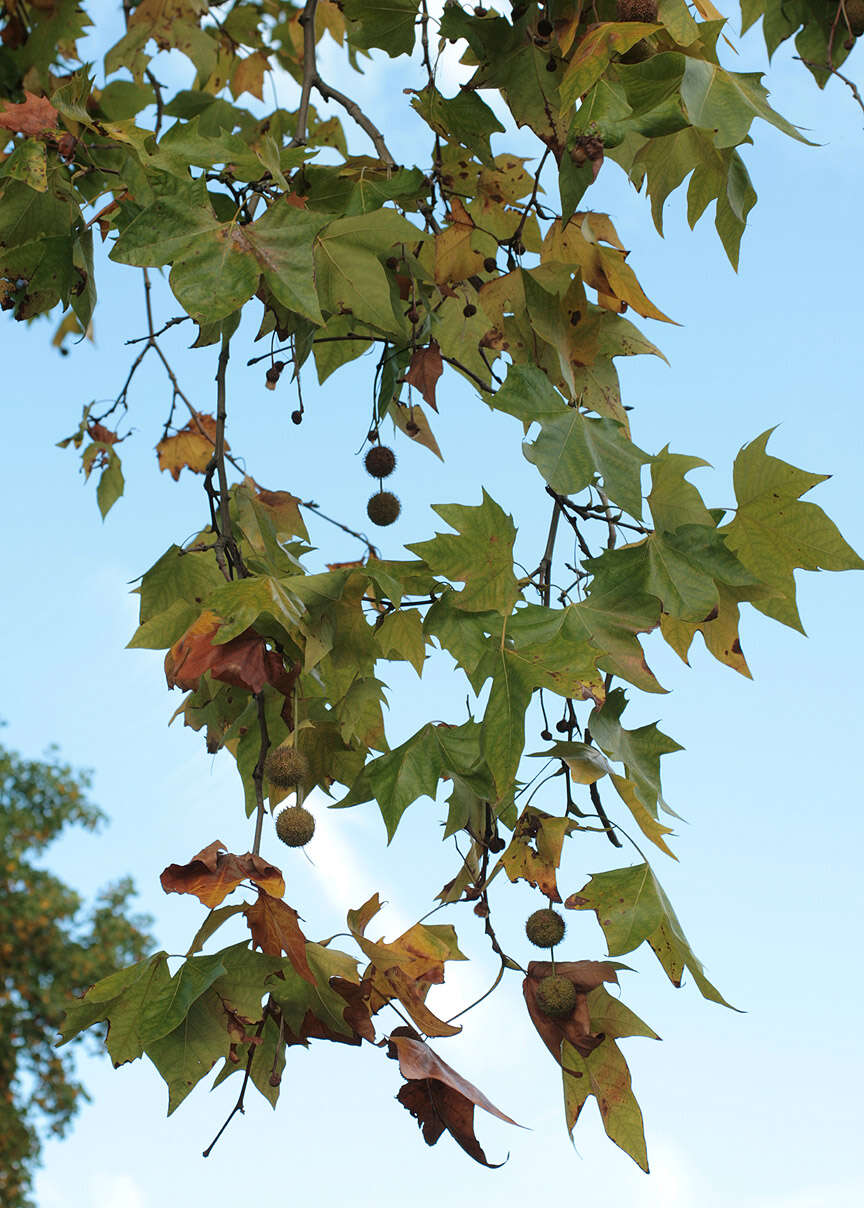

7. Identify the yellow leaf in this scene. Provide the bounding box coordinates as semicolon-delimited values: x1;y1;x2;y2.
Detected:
230;51;269;100
609;772;677;859
156;412;222;480
435;197;484;285
391;400;443;460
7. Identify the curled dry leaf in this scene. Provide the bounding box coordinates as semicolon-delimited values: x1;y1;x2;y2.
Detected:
160;839;285;908
165;609;287;695
402;340;444;411
156;412;225;480
244;888;313;984
522;959;620;1062
0;90;59;135
390;1031;517;1168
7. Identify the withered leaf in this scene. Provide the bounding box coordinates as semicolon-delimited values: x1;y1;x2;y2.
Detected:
244;888;313;984
160;839;285;907
522;959;620;1063
165;610;286;694
402;340;444;411
156;413;225;481
497;806;573;903
0;90;58;135
396;1078;506;1167
389;1033;519;1125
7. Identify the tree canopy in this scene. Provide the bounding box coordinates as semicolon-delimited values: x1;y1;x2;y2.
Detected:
1;0;862;1177
0;738;153;1208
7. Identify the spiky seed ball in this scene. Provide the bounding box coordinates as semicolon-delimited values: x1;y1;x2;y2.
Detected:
536;974;578;1019
616;0;657;20
367;491;401;527
525;908;566;949
264;746;309;789
364;445;396;479
275;805;315;847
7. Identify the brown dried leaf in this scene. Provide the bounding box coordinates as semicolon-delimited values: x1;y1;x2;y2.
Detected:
165;610;287;694
0;91;58;135
244;888;313;984
396;1079;506;1167
156;412;224;481
160;840;285;908
522;959;619;1063
402;341;444;411
390;1034;519;1125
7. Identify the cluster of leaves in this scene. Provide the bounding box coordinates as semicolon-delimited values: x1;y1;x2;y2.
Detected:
3;0;862;1176
0;738;153;1208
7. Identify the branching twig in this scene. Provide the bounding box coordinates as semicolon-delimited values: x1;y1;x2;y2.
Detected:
202;1007;269;1157
795;56;864;115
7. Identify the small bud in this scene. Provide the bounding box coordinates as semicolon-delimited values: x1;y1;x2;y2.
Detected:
483;256;498;273
540;728;553;741
555;719;569;733
291;410;303;425
463;303;477;317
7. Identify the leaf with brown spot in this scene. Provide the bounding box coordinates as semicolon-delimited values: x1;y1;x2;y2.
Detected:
160;840;285;908
522;959;620;1062
402;340;444;411
391;400;443;460
244;476;309;540
165;610;287;694
244;888;313;984
434;197;484;285
156;413;224;481
0;91;58;135
495;806;574;902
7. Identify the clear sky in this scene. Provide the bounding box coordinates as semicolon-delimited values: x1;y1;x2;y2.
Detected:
3;5;864;1206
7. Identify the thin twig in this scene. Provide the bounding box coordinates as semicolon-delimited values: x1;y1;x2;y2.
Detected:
202;1008;268;1157
300;499;379;555
795;56;864;115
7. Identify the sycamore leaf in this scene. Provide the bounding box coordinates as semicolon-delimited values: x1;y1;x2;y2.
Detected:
722;430;864;631
391;399;443;459
244;888;314;984
495;806;574;902
407;490;520;615
587;688;681;820
562;1036;649;1171
402;340;444;411
530;740;611;785
160;839;285;908
608;771;677;858
0;91;59;135
522;960;621;1063
566;863;734;1007
156;412;220;480
375;607;426;675
164;609;289;695
560;24;662;106
660;582;753;677
391;1029;518;1167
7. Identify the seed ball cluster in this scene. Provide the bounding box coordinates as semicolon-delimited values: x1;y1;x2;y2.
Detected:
275;805;315;848
367;490;401;527
535;974;578;1019
525;908;566;949
264;746;308;789
364;445;396;479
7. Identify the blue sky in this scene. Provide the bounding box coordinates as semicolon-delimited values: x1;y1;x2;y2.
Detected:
2;5;864;1206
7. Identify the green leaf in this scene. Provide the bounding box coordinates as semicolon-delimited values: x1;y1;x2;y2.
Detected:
523;410;651;519
647;448;714;532
145;987;232;1114
570;566;662;693
562;1036;649;1171
138;953;226;1046
722;430;864;630
59;952;171;1064
242;201;327;323
482;660;533;800
423;591;498;694
375;608;426;675
407;490;520;615
135;543;225;627
569;863;734;1007
96;447;124;518
110;174;222;268
560;23;662;107
169;226;260;323
342;0;421;57
587;687;681;819
680;58;812;147
411;85;504;165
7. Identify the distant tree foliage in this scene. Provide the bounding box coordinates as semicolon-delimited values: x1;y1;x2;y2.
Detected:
0;739;153;1208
